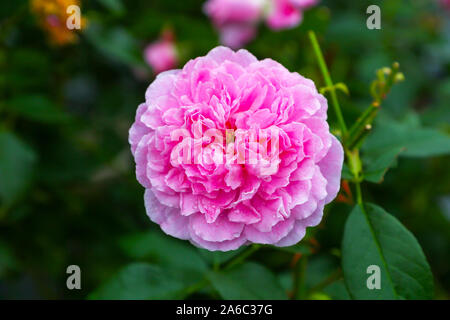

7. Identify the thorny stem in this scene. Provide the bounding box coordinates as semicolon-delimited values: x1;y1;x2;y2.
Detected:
308;30;364;205
355;181;363;205
308;31;348;135
222;244;261;271
307;34;404;298
307;30;368;295
348;63;403;151
346;103;379;150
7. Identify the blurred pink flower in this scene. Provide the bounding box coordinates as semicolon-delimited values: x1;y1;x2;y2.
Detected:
46;15;61;27
203;0;266;48
204;0;318;47
144;33;178;74
204;0;265;25
266;0;318;30
219;24;258;49
129;47;343;251
289;0;318;8
440;0;450;10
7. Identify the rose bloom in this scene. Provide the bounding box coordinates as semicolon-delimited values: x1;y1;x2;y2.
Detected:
204;0;318;47
144;34;178;75
217;24;258;50
203;0;266;48
266;0;318;30
129;47;343;251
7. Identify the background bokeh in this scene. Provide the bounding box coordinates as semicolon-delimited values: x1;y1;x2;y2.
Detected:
0;0;449;299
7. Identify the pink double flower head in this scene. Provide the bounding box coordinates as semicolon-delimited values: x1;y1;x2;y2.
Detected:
204;0;318;48
129;46;343;251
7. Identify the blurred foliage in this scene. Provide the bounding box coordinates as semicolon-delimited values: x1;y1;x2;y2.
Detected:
0;0;449;299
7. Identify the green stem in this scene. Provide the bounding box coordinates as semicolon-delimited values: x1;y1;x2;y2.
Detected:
347;103;379;150
307;268;342;295
355;182;363;205
213;252;220;271
308;30;365;209
184;244;261;297
223;244;261;271
293;255;308;299
308;31;348;135
182;278;209;297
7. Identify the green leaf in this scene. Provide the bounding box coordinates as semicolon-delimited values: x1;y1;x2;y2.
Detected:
208;262;286;300
89;263;187;300
85;23;145;68
304;254;340;290
97;0;125;15
342;203;434;299
362;146;404;183
0;241;18;277
0;132;36;205
363;117;450;158
197;247;245;267
119;231;207;282
323;279;351;300
6;95;70;123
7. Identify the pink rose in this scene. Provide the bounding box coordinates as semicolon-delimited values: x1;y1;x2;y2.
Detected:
143;33;178;74
266;0;318;30
129;47;343;251
203;0;266;48
204;0;318;47
204;0;265;25
218;24;258;50
440;0;450;9
289;0;318;9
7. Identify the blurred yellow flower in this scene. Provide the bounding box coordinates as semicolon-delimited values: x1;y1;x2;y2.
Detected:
31;0;86;45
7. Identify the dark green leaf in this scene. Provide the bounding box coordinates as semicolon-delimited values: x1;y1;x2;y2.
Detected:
0;132;36;205
342;203;434;299
363;117;450;158
363;146;404;183
89;263;187;299
208;262;286;300
85;23;145;68
323;279;351;300
304;254;340;290
197;247;245;267
7;95;70;123
0;241;18;277
97;0;125;15
119;231;207;282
